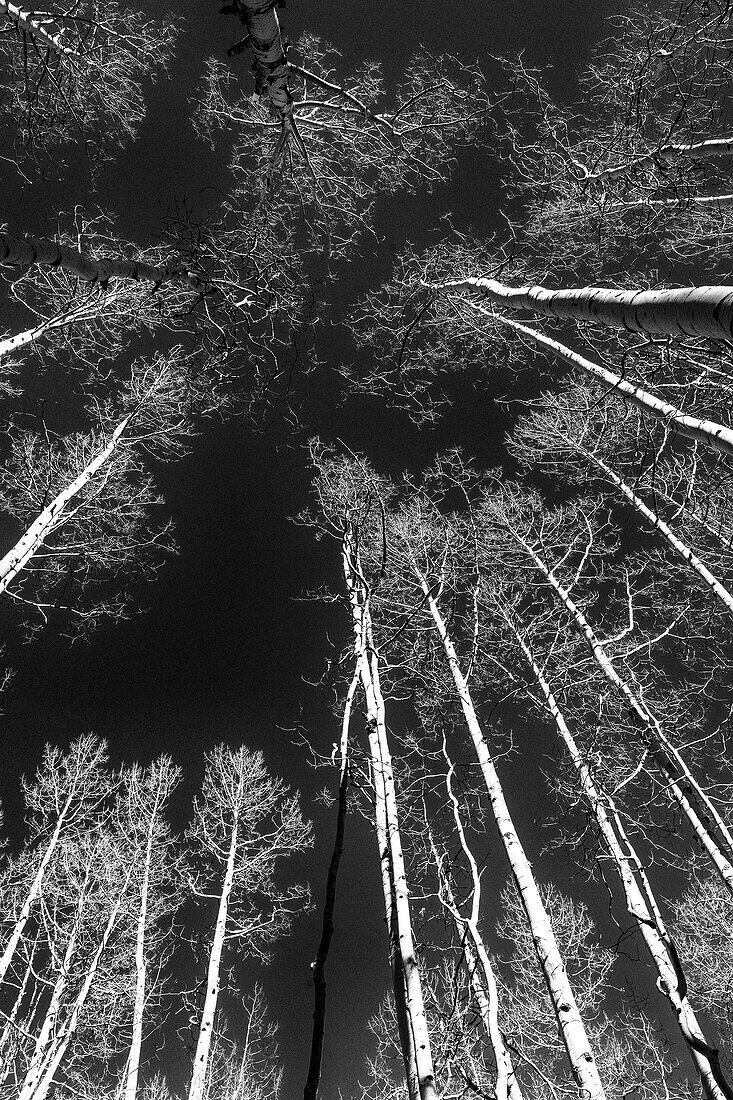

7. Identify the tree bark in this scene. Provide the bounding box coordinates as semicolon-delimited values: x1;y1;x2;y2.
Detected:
0;412;133;597
429;275;733;343
490;313;733;459
302;671;354;1100
230;1;293;130
0;234;202;289
413;565;606;1100
343;532;438;1100
187;818;238;1100
514;532;733;895
507;618;732;1100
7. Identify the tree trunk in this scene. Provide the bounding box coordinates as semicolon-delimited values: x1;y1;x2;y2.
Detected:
230;1;293;130
187;819;238;1100
0;2;75;54
0;413;132;596
429;275;733;343
343;532;438;1100
508;618;732;1100
491;313;733;459
123;780;166;1100
515;532;733;894
573;438;733;613
425;813;521;1100
22;872;133;1100
587;137;733;182
302;671;354;1100
0;234;202;289
414;565;606;1100
0;792;75;986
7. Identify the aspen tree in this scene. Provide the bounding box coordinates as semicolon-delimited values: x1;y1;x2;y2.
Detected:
0;347;224;634
305;447;438;1100
487;598;731;1098
422;765;521;1100
303;670;355;1100
118;758;183;1100
342;529;438;1100
474;485;733;896
0;1;178;170
0;736;111;988
13;819;138;1099
389;508;607;1100
509;382;733;614
186;745;310;1100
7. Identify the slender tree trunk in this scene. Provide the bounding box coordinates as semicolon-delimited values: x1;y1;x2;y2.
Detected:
0;793;75;986
611;193;733;213
515;532;733;894
0;930;40;1080
0;2;75;54
429;275;733;343
123;781;166;1100
587;137;733;182
0;289;126;361
343;533;438;1100
303;671;355;1100
187;820;238;1100
425;809;521;1100
18;867;90;1100
575;439;733;613
0;413;132;596
507;617;731;1100
413;565;606;1100
0;234;202;289
22;871;133;1100
491;313;733;459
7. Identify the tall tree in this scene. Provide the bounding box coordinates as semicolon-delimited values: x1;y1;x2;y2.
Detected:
185;744;311;1100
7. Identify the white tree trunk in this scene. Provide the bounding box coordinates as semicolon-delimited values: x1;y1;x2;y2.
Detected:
426;809;521;1100
414;567;606;1100
21;873;132;1100
515;533;733;895
0;289;126;361
0;235;201;289
576;442;733;613
0;793;74;986
509;620;730;1099
0;2;75;54
430;275;733;343
343;534;438;1100
0;413;132;596
490;313;733;459
123;780;166;1100
587;137;733;182
187;819;238;1100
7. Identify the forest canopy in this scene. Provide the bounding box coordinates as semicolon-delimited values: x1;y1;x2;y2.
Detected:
0;1;732;1099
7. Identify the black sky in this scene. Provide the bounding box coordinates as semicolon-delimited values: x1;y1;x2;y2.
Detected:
1;2;617;1096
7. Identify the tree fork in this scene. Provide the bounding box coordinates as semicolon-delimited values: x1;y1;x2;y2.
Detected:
227;0;294;131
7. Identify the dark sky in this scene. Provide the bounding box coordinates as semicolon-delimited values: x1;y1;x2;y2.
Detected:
1;2;617;1097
